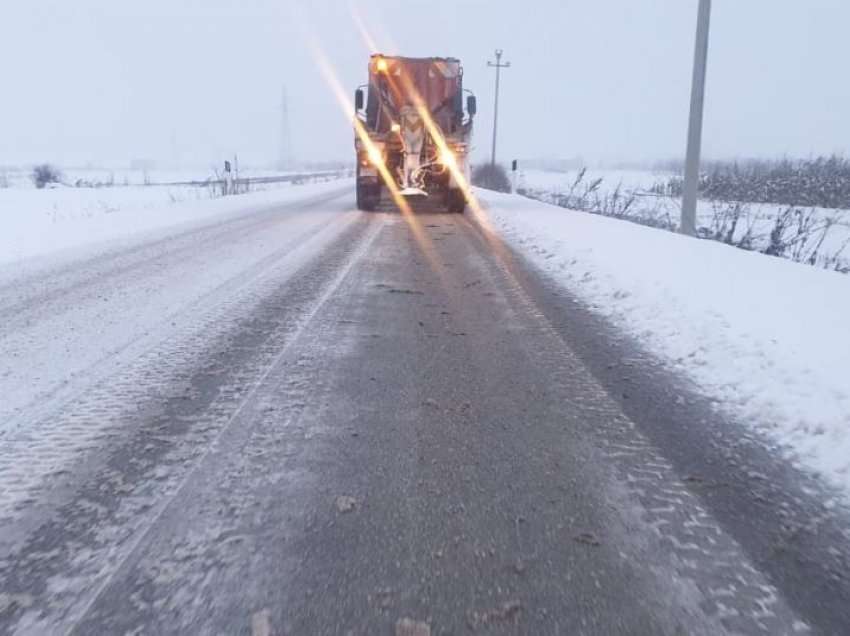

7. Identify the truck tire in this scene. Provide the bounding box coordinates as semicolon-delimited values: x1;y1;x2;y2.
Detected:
357;183;380;211
445;188;466;214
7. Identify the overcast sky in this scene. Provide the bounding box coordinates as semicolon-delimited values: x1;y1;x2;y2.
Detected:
2;0;849;168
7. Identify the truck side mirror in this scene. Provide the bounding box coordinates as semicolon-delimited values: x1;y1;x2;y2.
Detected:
355;88;364;111
467;95;477;117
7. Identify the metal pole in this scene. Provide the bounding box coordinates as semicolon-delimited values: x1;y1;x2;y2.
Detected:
488;49;510;166
681;0;712;236
491;51;501;165
280;85;291;170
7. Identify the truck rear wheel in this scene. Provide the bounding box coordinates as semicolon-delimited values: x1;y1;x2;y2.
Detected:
445;188;466;214
357;183;380;211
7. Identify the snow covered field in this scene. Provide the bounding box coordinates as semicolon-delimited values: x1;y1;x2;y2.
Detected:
0;166;318;188
478;189;850;501
0;174;350;265
519;168;665;196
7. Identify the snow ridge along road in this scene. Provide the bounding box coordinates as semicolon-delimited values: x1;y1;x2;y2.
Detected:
1;187;849;634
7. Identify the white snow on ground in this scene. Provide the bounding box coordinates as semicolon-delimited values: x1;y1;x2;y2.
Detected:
0;177;350;265
0;166;318;188
478;189;850;498
519;168;665;194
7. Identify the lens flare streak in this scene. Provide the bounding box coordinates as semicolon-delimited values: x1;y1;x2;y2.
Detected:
383;70;484;217
308;44;413;215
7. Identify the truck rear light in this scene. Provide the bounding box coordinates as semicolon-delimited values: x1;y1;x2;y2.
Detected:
439;149;457;169
367;146;384;166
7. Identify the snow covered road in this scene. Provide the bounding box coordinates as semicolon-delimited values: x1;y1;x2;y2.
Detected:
0;183;357;517
1;186;849;634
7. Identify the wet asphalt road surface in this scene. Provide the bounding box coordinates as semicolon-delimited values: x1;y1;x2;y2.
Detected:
1;190;849;635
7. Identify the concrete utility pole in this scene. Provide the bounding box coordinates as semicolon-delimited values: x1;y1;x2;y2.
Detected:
681;0;712;236
280;85;292;170
487;49;510;166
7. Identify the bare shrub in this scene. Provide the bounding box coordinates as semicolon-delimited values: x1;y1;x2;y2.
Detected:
472;163;511;193
700;202;850;270
31;164;62;189
519;168;850;273
522;168;675;231
760;207;848;267
701;202;757;249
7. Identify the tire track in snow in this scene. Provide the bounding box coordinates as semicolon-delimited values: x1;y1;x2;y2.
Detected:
0;213;384;634
461;213;808;635
0;190;349;431
0;201;354;522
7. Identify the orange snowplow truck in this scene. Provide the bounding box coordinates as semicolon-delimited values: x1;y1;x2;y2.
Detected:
354;54;477;212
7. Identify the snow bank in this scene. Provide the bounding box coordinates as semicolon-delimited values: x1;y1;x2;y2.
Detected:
0;178;352;265
479;190;850;496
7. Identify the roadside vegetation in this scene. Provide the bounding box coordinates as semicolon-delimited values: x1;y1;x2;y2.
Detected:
651;156;850;209
472;163;511;193
31;163;62;189
519;164;850;273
